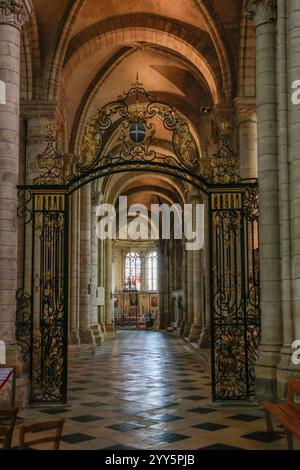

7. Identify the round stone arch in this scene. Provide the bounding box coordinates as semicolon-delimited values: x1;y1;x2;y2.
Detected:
237;0;256;98
99;172;188;207
45;6;232;102
69;45;212;155
63;26;220;104
20;3;42;100
45;9;232;102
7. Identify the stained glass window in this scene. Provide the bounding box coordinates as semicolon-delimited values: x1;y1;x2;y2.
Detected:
125;252;141;290
146;251;158;291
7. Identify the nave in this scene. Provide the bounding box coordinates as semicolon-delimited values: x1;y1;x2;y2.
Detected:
16;332;292;450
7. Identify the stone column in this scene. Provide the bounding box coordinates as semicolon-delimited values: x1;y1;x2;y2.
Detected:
25;109;58;184
104;237;114;332
179;238;187;335
168;237;175;326
98;237;105;330
90;191;103;345
183;248;194;337
69;192;80;348
0;2;23;368
248;0;282;401
234;97;258;179
276;0;294;398
189;194;203;342
163;241;170;327
199;194;211;348
79;184;95;348
157;244;165;329
188;247;202;342
287;0;300;382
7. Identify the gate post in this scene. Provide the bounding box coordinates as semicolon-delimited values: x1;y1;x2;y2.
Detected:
209;184;260;400
0;1;31;406
28;189;69;403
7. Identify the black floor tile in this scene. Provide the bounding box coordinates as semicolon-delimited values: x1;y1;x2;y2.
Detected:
151;432;189;443
70;415;104;423
150;414;183;422
199;443;246;450
183;395;207;401
188;407;216;414
229;414;262;422
180;387;200;391
39;408;70;415
62;433;96;444
107;422;145;432
193;422;228;431
147;400;177;408
102;445;141;450
241;431;283;443
81;401;108;408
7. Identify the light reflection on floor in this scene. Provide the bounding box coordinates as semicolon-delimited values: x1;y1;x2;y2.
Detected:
16;331;295;450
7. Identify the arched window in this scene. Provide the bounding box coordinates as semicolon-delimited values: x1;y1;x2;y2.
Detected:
125;252;141;290
146;251;158;291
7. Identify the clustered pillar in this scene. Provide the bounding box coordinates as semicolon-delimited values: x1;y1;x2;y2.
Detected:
158;190;209;348
234;97;258;179
248;0;300;400
69;191;80;348
67;184;106;351
104;238;114;332
0;1;28;403
189;194;203;343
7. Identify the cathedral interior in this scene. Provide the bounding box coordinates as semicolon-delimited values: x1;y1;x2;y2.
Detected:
1;0;300;452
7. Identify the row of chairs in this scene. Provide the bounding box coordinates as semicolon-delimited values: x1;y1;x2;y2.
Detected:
0;409;65;450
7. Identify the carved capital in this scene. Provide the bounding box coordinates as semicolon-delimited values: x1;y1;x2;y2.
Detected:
0;0;24;29
247;0;277;28
234;97;257;125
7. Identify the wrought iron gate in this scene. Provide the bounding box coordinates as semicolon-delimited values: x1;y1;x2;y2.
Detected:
17;189;68;403
209;184;260;401
15;80;260;404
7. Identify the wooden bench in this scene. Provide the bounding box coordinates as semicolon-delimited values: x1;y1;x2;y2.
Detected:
263;379;300;450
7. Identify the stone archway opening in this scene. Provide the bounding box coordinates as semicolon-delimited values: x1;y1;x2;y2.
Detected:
16;82;260;404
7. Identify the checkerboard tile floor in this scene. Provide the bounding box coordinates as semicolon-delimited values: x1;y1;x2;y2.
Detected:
14;331;299;450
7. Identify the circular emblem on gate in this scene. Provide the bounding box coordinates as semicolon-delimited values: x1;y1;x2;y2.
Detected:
129;121;146;144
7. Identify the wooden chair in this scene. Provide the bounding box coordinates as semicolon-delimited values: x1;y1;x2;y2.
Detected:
19;418;65;450
0;408;19;449
263;379;300;450
0;366;16;409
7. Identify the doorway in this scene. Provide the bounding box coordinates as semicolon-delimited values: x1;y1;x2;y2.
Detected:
16;81;260;404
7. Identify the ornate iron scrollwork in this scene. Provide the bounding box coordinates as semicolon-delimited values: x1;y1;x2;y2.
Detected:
210;183;260;401
17;187;33;223
29;197;67;402
34;126;65;185
16;189;68;403
20;79;261;404
73;79;201;180
211;121;240;184
16;289;32;361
